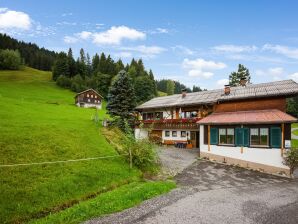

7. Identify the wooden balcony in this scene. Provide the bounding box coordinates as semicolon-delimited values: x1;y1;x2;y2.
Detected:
136;118;201;130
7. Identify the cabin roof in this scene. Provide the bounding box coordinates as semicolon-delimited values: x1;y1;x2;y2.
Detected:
74;89;103;99
197;109;297;125
136;79;298;110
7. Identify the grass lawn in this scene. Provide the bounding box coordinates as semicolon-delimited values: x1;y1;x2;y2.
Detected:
0;67;175;223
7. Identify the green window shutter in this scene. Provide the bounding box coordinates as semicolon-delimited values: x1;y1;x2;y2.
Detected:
235;128;243;146
243;128;249;147
210;128;218;145
270;127;281;148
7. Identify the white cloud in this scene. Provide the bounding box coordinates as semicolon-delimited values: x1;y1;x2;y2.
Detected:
216;79;229;88
0;8;31;30
212;44;258;53
148;27;169;34
289;72;298;82
262;44;298;59
189;70;214;78
183;58;226;70
75;31;92;40
63;35;78;44
255;67;284;81
56;21;77;26
92;26;145;45
114;51;132;58
172;45;195;55
182;58;226;79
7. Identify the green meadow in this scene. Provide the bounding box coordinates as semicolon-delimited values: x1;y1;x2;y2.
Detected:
0;67;174;223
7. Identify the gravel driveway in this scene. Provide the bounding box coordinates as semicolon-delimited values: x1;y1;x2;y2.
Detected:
86;151;298;224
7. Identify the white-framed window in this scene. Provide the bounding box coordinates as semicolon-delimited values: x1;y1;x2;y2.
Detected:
87;94;89;97
250;128;269;146
88;99;90;102
91;95;93;98
181;131;186;137
172;131;177;137
94;100;97;103
95;95;97;98
219;128;234;145
165;131;170;137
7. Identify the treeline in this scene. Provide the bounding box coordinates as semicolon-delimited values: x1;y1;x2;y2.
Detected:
156;79;205;95
53;48;157;103
0;33;58;70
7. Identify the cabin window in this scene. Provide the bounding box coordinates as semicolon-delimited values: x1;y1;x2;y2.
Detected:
181;131;186;137
165;131;170;137
250;128;269;146
219;128;234;145
142;112;154;120
91;95;93;98
88;99;90;102
87;94;89;97
155;112;163;120
180;111;198;118
94;100;97;103
172;131;177;137
95;95;97;98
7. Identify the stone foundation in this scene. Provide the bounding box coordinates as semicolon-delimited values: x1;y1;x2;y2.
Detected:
200;152;290;177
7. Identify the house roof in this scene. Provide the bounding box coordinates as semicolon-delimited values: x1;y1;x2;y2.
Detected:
74;89;103;99
136;79;298;110
197;109;297;125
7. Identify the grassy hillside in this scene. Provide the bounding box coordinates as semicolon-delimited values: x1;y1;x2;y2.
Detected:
0;67;174;223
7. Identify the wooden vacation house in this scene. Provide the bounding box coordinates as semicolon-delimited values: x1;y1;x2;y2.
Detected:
135;79;298;176
75;89;103;109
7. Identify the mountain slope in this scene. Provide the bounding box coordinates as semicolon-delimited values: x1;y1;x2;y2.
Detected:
0;67;142;223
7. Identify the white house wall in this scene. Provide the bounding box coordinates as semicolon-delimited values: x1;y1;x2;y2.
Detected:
162;130;190;142
199;125;288;169
135;128;148;140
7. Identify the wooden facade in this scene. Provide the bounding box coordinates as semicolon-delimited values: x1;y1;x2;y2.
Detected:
75;89;103;108
214;97;287;113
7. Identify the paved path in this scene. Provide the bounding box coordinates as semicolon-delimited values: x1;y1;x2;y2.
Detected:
291;127;298;140
86;160;298;224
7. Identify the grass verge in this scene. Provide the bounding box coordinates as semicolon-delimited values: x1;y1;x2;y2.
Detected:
29;181;176;224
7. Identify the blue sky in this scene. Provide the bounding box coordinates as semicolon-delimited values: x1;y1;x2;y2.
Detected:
1;0;298;89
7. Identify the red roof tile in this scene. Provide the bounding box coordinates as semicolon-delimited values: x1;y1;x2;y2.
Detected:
197;109;297;125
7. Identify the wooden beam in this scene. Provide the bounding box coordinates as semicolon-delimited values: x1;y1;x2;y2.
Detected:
208;125;210;151
281;123;285;157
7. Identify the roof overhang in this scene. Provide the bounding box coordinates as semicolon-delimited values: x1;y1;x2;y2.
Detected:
197;109;297;125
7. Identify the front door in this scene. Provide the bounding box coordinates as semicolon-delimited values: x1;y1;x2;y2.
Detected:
190;131;200;148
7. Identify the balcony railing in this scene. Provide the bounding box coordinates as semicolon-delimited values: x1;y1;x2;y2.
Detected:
136;118;201;130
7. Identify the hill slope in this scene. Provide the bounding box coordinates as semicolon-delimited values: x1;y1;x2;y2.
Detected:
0;67;142;223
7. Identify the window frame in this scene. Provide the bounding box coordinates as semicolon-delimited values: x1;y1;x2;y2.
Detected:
181;131;186;137
250;127;269;147
218;127;235;145
172;131;177;137
165;131;170;137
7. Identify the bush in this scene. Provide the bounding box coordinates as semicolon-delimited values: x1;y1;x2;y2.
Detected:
283;147;298;175
56;75;71;88
0;49;22;70
70;74;87;92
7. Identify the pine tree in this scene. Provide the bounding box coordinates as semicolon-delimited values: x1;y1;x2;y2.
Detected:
67;48;76;77
107;70;136;130
92;53;100;72
229;64;251;86
86;53;92;76
52;52;69;80
192;85;202;92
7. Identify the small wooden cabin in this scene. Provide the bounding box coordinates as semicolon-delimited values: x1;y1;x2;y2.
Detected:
75;89;103;109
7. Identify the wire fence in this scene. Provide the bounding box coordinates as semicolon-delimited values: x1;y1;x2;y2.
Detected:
0;154;129;168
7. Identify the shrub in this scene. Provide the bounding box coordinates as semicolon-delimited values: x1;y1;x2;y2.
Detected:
283;147;298;176
56;75;71;88
0;49;22;70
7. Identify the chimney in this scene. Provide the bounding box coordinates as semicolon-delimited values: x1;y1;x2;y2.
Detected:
240;77;247;87
182;88;187;98
224;84;230;95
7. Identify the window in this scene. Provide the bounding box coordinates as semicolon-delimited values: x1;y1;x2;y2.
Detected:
181;131;186;137
219;128;234;145
155;112;163;120
180;111;198;119
95;95;97;98
250;128;269;146
172;131;177;137
87;94;89;97
91;95;94;98
88;99;90;102
165;131;170;137
142;112;154;120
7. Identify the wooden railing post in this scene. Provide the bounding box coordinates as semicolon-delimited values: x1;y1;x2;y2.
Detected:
281;123;285;156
